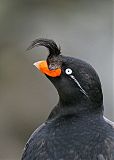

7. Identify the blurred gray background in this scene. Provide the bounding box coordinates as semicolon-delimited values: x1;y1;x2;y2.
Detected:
0;0;113;159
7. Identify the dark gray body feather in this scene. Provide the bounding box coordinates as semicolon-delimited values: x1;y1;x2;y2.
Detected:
22;115;114;160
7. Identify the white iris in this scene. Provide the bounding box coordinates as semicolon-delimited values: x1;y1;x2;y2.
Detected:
65;68;72;75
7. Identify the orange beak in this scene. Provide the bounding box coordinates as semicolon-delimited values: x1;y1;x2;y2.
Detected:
33;60;61;77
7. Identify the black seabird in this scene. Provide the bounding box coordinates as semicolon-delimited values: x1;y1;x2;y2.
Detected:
22;39;114;160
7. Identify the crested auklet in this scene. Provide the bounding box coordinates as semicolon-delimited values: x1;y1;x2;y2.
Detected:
21;39;114;160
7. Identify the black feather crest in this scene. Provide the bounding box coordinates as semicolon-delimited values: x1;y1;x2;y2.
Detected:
27;38;61;56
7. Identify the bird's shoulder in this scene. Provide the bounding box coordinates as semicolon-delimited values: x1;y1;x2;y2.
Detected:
21;122;50;160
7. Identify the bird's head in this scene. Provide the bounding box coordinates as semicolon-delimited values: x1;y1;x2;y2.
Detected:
28;38;103;112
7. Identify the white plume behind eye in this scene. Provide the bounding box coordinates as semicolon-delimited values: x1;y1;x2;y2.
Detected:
65;68;72;75
65;68;88;98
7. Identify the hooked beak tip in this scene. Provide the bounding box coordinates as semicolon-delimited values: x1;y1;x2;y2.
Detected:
33;62;40;69
33;62;37;66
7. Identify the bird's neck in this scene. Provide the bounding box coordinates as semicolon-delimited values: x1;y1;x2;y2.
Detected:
48;100;104;120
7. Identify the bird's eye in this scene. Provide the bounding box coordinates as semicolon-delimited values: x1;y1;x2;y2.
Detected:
65;68;72;75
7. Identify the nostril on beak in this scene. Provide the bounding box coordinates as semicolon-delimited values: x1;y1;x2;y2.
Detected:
48;64;58;70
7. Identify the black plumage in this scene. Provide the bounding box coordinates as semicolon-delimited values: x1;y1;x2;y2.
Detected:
27;38;61;56
22;39;114;160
